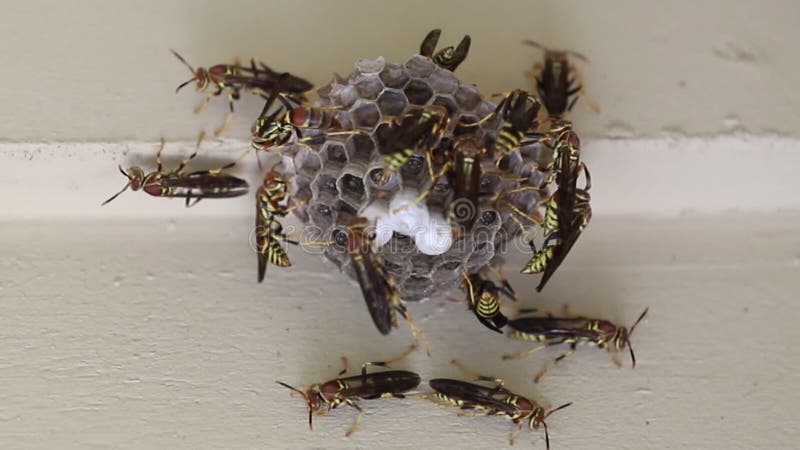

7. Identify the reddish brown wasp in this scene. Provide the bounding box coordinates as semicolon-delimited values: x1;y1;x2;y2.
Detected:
344;218;430;354
522;40;598;118
427;360;571;447
420;28;472;72
172;50;313;135
503;307;649;382
101;132;248;207
277;353;420;436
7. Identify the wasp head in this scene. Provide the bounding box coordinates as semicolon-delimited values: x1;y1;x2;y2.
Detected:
101;166;146;205
276;381;321;430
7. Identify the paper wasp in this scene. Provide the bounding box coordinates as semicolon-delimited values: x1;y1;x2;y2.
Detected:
521;40;598;118
463;272;514;334
277;353;420;436
503;307;649;382
393;132;487;231
172;50;313;135
379;105;450;184
101;132;249;207
420;28;471;71
522;130;592;291
250;93;356;152
490;90;541;160
427;360;571;447
346;218;430;354
255;169;293;283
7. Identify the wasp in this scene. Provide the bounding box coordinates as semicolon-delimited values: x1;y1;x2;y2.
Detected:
393;133;486;231
278;94;343;130
503;307;649;382
523;130;592;290
463;273;515;334
255;169;294;282
101;132;249;207
521;40;598;118
490;90;542;160
380;105;450;184
419;28;471;71
427;360;571;447
277;354;421;436
250;93;356;152
346;218;430;354
172;50;313;135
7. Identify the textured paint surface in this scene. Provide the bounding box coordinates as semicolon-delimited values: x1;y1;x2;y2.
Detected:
1;1;799;448
2;136;800;219
0;0;799;141
1;215;799;449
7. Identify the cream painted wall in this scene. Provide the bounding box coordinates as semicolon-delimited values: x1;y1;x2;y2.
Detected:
1;1;799;449
0;0;798;141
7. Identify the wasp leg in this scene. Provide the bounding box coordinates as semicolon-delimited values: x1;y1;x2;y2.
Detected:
339;356;349;376
449;359;504;387
155;137;166;172
343;400;363;437
502;338;566;361
193;92;215;114
569;67;600;113
185;196;202;208
607;347;623;368
396;303;431;356
509;421;525;446
359;344;417;379
174;131;205;174
534;341;578;383
213;93;236;136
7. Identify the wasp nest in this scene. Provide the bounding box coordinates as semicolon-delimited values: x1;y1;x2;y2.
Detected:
276;55;550;301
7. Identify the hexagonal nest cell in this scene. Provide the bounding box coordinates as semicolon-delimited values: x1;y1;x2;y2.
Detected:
275;54;552;302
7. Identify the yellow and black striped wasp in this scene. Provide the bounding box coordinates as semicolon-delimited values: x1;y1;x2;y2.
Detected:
426;360;571;447
419;28;471;71
345;218;430;354
255;168;295;283
521;40;598;118
503;307;649;382
463;272;516;334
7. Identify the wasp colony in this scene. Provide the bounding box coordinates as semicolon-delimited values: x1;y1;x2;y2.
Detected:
105;29;648;446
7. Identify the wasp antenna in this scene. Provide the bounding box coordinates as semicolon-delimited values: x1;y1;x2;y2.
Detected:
629;307;649;335
175;78;195;93
276;380;305;397
101;181;130;206
308;408;313;431
542;420;550;450
629;342;637;369
546;401;572;418
118;165;130;179
170;49;195;73
521;39;546;52
565;49;590;63
276;380;313;426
